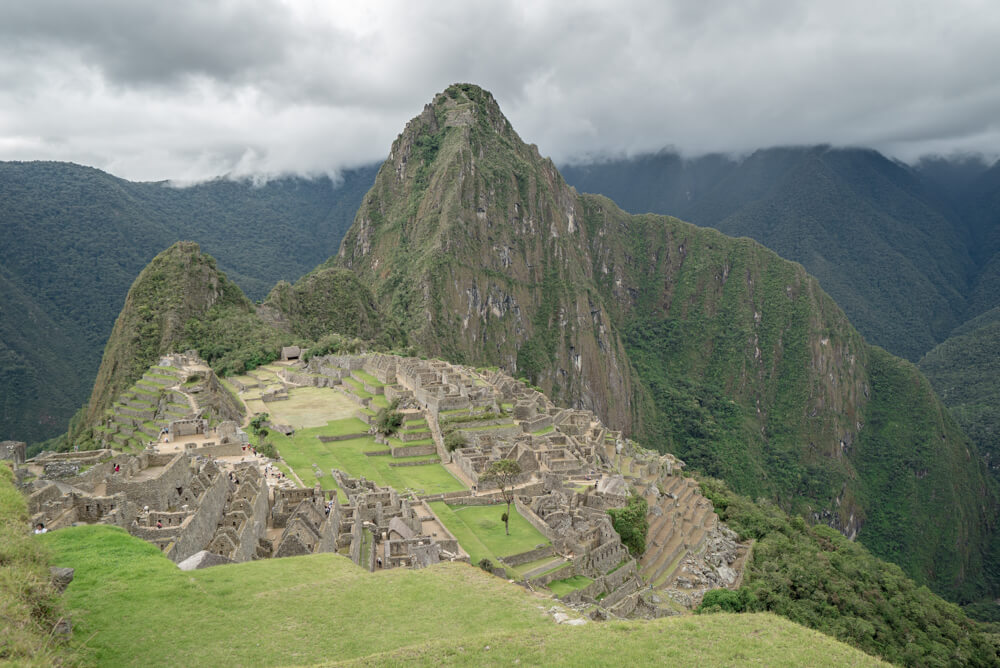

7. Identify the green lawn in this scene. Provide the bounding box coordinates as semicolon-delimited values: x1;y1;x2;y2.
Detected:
38;526;885;667
272;418;465;496
428;503;550;577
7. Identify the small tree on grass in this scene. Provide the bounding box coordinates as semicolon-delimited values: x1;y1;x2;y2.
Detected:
482;459;522;536
607;493;649;556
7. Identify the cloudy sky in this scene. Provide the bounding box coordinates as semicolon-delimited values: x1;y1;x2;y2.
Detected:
1;0;998;182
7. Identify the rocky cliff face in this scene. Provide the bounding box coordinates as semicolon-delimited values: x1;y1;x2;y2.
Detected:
334;84;634;427
331;84;998;600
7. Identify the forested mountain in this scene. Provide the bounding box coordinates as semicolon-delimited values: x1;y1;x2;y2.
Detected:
0;162;377;443
920;307;1000;477
331;84;1000;602
561;147;999;362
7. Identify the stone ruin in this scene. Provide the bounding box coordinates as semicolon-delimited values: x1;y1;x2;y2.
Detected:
280;352;749;617
11;350;745;618
330;470;463;570
1;440;26;468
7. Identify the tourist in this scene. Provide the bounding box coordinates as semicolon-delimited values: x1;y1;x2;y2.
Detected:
113;463;120;473
34;522;47;534
156;520;163;529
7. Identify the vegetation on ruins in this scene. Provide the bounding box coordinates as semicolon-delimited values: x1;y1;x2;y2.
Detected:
373;399;404;436
301;333;364;361
0;465;71;665
606;493;649;557
481;459;522;536
697;477;1000;666
249;413;274;457
261;267;399;348
443;430;467;452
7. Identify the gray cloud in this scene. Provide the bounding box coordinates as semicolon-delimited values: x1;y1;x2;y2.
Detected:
0;0;997;181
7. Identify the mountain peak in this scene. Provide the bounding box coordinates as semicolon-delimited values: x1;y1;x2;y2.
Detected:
83;241;252;425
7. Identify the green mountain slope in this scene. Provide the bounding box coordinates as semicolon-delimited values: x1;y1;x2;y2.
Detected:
0;161;376;442
331;84;998;601
920;307;1000;478
561;148;986;362
259;266;392;344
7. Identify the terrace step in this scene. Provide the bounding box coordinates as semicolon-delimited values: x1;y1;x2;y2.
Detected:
521;557;567;580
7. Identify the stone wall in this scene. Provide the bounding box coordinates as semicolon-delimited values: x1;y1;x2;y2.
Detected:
390;445;436;458
500;545;555;567
107;453;189;510
529;562;575;587
514;496;563;548
182;442;244;458
164;470;231;563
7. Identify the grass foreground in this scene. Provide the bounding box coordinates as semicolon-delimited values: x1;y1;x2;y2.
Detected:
40;525;886;667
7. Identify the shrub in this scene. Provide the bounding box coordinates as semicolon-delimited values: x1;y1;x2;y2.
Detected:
697;588;751;614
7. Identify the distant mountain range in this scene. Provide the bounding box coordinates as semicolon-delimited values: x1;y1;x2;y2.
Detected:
560;147;1000;362
0;162;377;443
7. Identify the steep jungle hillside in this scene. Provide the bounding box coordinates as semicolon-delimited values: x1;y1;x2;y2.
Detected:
0;161;376;443
259;266;393;344
920;307;1000;478
561;148;994;363
333;84;998;602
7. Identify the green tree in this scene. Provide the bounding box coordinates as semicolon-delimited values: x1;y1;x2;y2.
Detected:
249;413;270;450
374;399;403;436
482;459;522;536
